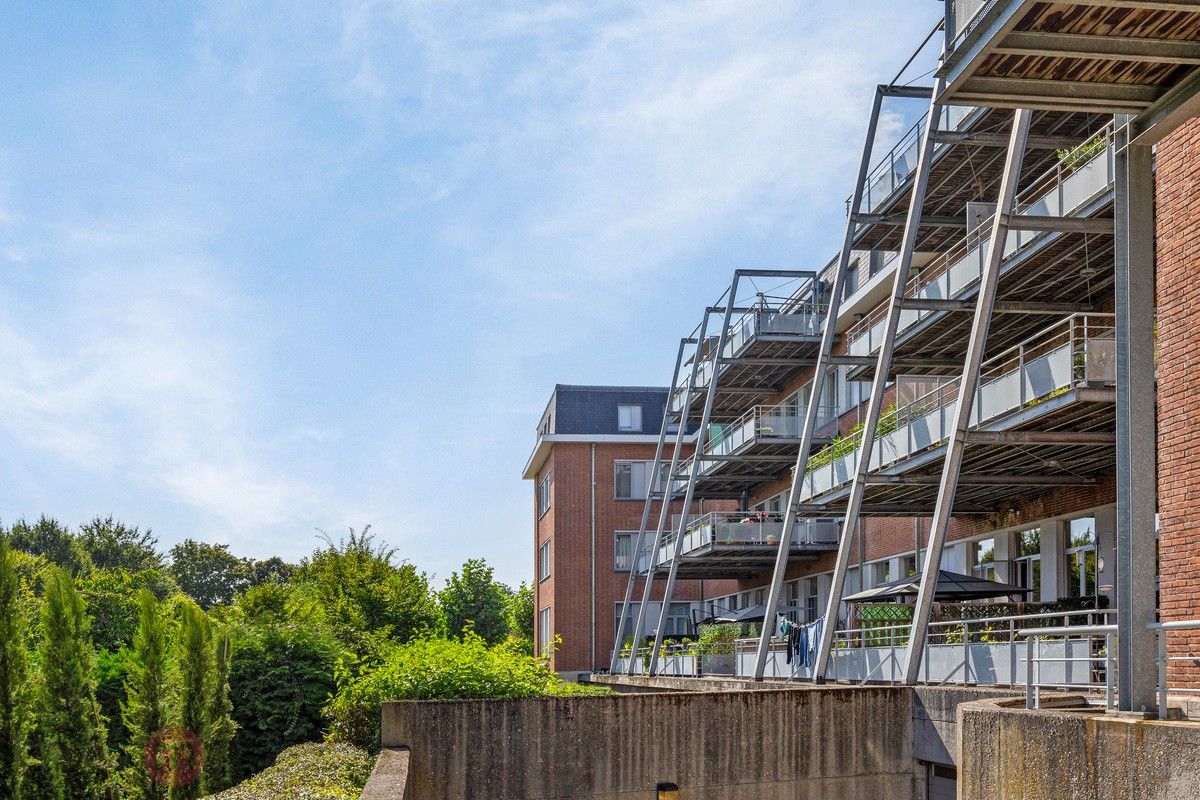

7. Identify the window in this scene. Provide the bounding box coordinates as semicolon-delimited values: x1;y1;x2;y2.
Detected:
614;532;636;572
537;471;552;517
1013;528;1041;595
971;538;997;581
1067;517;1098;599
805;579;819;623
871;561;891;587
614;602;692;641
617;404;643;432
538;541;551;581
614;460;665;500
538;607;551;656
902;554;918;577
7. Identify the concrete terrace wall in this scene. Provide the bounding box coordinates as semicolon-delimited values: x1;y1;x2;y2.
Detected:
958;697;1200;800
381;688;914;800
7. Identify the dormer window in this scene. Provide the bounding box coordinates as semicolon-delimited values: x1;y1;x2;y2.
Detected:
617;404;642;432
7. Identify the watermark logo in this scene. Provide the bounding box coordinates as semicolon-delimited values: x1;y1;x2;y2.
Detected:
144;727;204;788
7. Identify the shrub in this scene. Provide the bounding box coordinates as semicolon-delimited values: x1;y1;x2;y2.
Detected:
205;742;374;800
326;634;609;749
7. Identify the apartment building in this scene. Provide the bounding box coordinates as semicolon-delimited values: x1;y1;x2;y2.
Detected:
598;1;1200;719
523;385;736;677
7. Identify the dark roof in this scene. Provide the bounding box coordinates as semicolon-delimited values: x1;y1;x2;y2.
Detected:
539;384;669;436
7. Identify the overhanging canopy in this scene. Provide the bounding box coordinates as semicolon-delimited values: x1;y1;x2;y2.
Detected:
843;569;1029;602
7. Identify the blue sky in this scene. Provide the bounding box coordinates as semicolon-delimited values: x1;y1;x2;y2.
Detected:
0;2;940;587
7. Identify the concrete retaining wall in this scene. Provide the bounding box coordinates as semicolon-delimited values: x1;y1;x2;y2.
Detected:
381;687;914;800
959;697;1200;800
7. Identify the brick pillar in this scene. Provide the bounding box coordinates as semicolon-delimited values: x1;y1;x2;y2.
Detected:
1155;117;1200;687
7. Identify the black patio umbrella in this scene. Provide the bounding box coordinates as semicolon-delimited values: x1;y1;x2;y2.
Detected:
841;569;1029;603
703;603;805;624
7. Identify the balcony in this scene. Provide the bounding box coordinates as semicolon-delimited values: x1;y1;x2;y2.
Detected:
800;313;1116;506
670;300;827;419
846;124;1116;364
652;512;840;579
857;105;976;216
940;0;1200;113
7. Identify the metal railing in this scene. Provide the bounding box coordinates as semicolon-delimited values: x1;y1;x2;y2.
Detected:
703;401;838;461
846;123;1116;358
946;0;996;51
1150;618;1200;719
1020;623;1117;710
800;313;1115;502
654;512;839;568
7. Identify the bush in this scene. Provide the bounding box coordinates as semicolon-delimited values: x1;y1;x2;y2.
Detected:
325;634;609;749
205;742;374;800
229;623;340;781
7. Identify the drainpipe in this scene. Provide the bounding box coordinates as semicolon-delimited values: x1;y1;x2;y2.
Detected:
590;443;597;673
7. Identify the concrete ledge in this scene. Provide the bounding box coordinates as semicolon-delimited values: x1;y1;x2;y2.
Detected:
958;695;1200;800
588;674;805;692
360;748;410;800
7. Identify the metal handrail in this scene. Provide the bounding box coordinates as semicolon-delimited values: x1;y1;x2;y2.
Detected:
1149;618;1200;719
1018;623;1117;710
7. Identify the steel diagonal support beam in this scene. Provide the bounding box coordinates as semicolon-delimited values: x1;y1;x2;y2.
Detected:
1114;116;1157;712
626;331;708;675
752;86;889;681
648;277;742;676
901;108;1033;685
812;79;948;683
610;338;689;673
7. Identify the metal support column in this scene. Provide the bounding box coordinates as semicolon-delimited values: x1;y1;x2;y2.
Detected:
610;338;691;673
902;108;1033;684
811;80;946;681
648;277;742;675
752;85;890;681
625;330;708;675
1114;114;1158;712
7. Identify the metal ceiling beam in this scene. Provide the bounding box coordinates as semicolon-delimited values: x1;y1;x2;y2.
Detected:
1130;66;1200;146
1064;0;1200;10
955;77;1163;109
897;298;1094;314
995;31;1200;65
881;84;935;99
864;474;1095;486
967;430;1115;445
718;357;818;367
853;212;967;227
1008;215;1114;234
930;130;1091;148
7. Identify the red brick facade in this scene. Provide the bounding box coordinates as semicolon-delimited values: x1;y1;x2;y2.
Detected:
533;441;736;673
1154;117;1200;684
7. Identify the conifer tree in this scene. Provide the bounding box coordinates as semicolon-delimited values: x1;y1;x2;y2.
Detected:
122;590;169;800
171;600;212;800
0;534;30;800
39;567;112;800
201;629;235;794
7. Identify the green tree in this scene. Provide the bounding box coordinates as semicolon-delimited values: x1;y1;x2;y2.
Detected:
172;601;212;800
227;623;338;780
293;527;442;646
202;629;236;794
0;535;31;800
77;517;163;573
441;559;510;645
505;582;536;655
245;557;294;587
121;590;169;800
38;568;112;800
168;540;249;608
8;516;90;576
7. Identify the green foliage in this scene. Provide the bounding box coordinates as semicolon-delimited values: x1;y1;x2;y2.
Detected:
78;517;163;574
168;540;250;609
172;600;212;800
203;630;236;795
505;581;535;655
38;568;112;800
79;569;142;653
325;634;609;750
440;559;510;645
8;516;91;576
205;742;374;800
0;534;31;800
228;624;339;781
94;648;132;755
293;527;442;648
1056;133;1107;171
121;591;169;800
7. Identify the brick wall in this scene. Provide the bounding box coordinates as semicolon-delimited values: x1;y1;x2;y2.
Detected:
534;441;737;673
1155;116;1200;686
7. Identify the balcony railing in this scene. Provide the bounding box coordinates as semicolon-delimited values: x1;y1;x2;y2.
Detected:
653;512;839;568
946;0;994;50
703;402;838;460
801;313;1115;501
847;124;1116;358
856;105;977;214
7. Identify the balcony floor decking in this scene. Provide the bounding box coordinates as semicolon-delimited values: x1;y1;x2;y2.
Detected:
679;335;825;421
